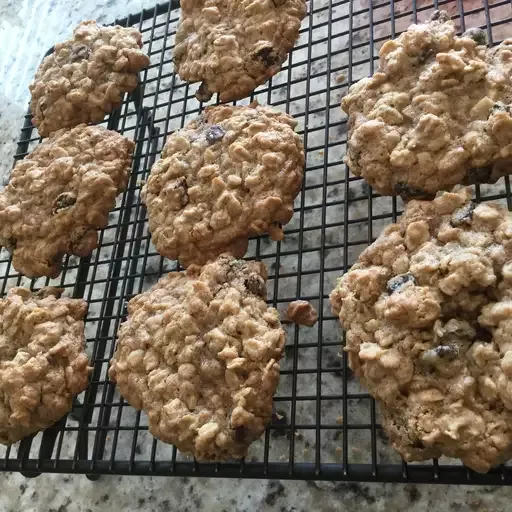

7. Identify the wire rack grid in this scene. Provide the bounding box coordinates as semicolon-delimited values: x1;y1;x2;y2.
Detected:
1;0;512;484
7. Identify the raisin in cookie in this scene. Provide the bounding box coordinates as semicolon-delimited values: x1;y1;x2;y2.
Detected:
341;11;512;199
109;255;285;460
0;124;134;278
142;102;304;267
174;0;306;102
30;20;150;137
330;188;512;472
0;287;90;444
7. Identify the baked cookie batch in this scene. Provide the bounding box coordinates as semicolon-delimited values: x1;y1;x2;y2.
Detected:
1;6;512;472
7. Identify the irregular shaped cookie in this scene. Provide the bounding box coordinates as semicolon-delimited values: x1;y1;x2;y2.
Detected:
174;0;306;102
330;188;512;472
0;287;90;444
109;255;285;460
341;11;512;199
287;300;318;326
142;103;304;267
0;124;134;278
30;20;150;137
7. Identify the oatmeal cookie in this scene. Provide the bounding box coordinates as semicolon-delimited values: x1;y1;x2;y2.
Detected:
341;11;512;199
0;124;134;278
109;254;285;460
0;287;90;445
330;188;512;472
142;102;304;267
174;0;307;102
30;20;150;137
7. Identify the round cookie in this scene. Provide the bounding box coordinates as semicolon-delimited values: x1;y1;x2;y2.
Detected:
30;20;150;137
174;0;307;102
341;11;512;199
0;124;134;278
109;254;285;461
330;188;512;472
0;287;90;445
142;102;304;267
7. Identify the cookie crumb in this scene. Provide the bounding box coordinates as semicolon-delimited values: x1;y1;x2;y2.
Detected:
336;73;346;84
286;300;318;326
336;415;344;425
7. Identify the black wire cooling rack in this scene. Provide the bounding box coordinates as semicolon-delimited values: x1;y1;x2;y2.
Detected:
1;0;512;484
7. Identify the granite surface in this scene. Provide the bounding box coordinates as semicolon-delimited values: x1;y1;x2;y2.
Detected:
1;0;512;510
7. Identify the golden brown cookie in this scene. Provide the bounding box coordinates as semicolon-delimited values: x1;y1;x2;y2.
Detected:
0;124;134;278
30;21;150;137
109;255;285;461
174;0;307;102
330;188;512;472
142;102;304;267
342;11;512;199
0;287;90;444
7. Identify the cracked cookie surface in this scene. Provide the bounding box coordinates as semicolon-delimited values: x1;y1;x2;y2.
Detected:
30;20;150;137
109;254;285;460
0;287;90;445
341;11;512;199
0;124;134;278
142;102;304;267
330;188;512;472
174;0;306;102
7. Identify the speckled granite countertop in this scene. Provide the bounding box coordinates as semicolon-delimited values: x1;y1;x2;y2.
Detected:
1;0;512;510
